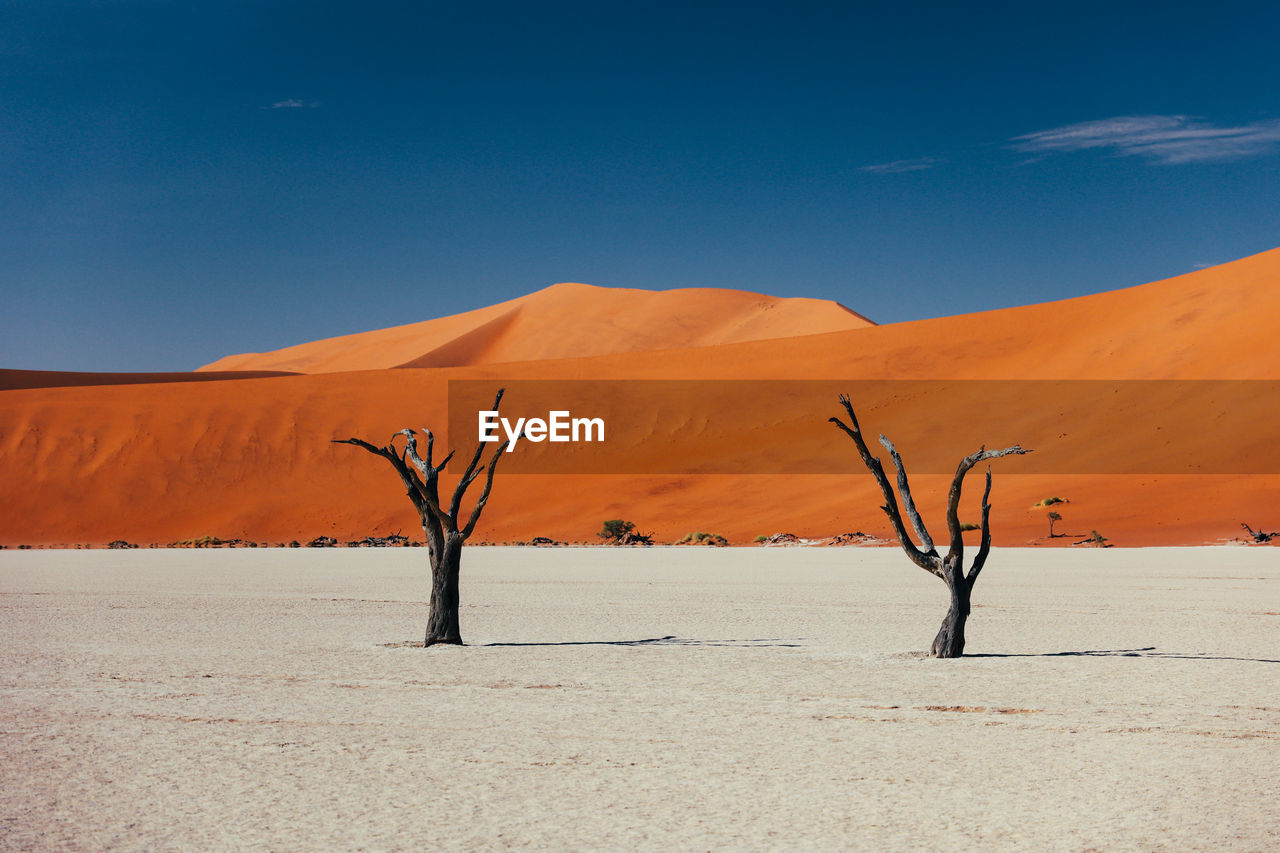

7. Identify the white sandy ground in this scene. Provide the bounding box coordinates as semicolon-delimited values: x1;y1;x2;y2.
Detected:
1;547;1277;851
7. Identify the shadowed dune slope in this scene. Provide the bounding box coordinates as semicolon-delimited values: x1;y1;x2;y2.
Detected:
197;282;875;374
4;248;1279;547
0;369;298;392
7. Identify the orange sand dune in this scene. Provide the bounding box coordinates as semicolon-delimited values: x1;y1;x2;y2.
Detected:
0;369;1273;548
3;249;1279;548
508;245;1280;382
197;282;874;374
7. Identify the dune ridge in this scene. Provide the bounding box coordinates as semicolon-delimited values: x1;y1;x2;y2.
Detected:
3;249;1279;547
197;282;875;374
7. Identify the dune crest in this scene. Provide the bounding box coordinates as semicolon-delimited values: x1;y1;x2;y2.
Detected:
197;282;875;374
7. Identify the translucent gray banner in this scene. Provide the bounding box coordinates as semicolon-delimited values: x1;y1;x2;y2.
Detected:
446;380;1280;474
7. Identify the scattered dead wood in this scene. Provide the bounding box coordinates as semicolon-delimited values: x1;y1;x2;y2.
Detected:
1241;523;1276;544
1072;530;1113;548
345;534;411;547
826;532;878;546
168;536;261;548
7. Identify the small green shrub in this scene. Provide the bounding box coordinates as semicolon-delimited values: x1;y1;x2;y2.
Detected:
958;522;980;532
677;531;728;546
1032;497;1067;508
753;534;768;543
598;519;636;542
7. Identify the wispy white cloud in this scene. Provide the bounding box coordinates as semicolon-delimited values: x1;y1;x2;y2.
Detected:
263;99;319;110
860;156;943;175
1010;115;1280;164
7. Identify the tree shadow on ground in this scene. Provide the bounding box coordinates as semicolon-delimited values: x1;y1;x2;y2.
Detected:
485;635;804;648
968;647;1280;664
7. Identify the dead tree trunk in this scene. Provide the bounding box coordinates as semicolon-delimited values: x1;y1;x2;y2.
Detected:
830;394;1029;658
424;533;464;644
334;388;512;647
933;558;970;658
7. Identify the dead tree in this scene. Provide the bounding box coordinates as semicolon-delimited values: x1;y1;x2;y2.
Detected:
1240;523;1274;544
334;388;512;646
830;394;1029;658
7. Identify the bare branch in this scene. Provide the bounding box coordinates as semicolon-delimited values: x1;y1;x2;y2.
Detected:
458;455;490;492
831;396;940;577
878;434;936;556
379;431;434;511
387;429;449;523
398;429;432;478
332;437;389;458
450;388;505;519
461;439;511;539
334;437;432;516
419;428;458;473
834;393;868;437
451;442;486;514
966;466;995;588
945;444;1030;567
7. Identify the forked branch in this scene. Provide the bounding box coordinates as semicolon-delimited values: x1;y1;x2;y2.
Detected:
879;435;936;556
334;387;511;542
450;388;505;520
331;437;426;509
829;394;940;576
944;445;1029;568
462;437;510;539
831;395;1030;586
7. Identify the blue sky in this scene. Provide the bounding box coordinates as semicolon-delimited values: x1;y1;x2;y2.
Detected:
3;0;1279;371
